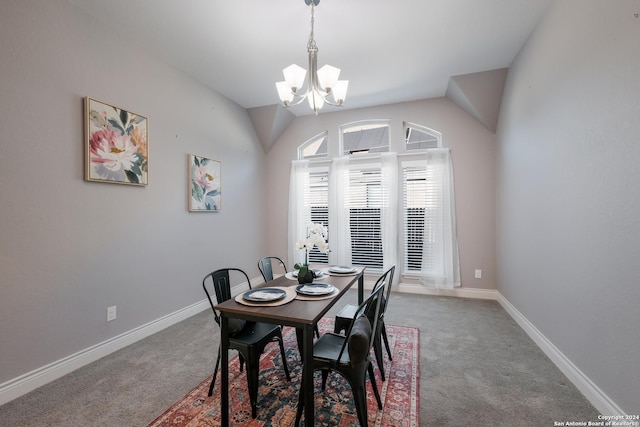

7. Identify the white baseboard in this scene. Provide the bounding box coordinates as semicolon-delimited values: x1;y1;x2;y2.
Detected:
0;299;210;406
395;282;498;300
496;292;624;416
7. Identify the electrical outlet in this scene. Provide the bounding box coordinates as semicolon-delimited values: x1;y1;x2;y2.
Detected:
107;305;117;322
474;269;482;279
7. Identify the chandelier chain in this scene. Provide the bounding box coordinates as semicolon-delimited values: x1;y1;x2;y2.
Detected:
307;1;317;52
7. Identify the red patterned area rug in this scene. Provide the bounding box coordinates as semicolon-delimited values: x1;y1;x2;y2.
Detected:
147;318;419;427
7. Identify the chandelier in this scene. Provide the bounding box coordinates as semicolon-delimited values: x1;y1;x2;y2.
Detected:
275;0;348;115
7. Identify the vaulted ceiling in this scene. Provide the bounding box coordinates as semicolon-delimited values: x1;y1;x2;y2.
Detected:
66;0;553;146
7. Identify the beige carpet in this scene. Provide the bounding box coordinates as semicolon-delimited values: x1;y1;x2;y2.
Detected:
0;291;599;426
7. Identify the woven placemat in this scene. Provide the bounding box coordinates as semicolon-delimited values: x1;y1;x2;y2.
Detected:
234;286;296;307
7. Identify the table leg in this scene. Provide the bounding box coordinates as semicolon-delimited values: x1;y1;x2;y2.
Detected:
221;316;229;427
358;272;364;304
302;323;314;426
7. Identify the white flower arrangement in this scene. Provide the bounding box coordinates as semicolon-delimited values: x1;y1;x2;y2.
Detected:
295;223;329;273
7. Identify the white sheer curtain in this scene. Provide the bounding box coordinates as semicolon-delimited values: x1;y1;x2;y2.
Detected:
419;149;460;288
288;160;310;267
380;152;399;280
328;156;349;266
328;153;398;272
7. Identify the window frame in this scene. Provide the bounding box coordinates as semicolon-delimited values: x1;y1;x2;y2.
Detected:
403;121;441;151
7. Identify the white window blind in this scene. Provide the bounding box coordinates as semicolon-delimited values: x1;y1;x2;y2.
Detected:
308;170;329;264
401;151;460;288
330;154;397;272
288;162;330;267
403;166;427;272
345;167;384;268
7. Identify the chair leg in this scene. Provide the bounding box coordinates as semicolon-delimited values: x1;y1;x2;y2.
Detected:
352;383;369;427
276;335;291;381
294;380;305;427
246;357;259;419
367;362;383;409
382;323;392;360
321;369;330;390
238;354;245;373
374;334;386;381
333;317;349;334
208;346;222;396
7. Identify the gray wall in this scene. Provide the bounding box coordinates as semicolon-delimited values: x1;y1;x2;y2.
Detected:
0;0;266;385
264;98;497;290
496;0;640;414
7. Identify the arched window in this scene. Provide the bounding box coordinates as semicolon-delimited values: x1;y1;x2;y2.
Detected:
340;120;390;155
403;121;441;151
298;131;328;160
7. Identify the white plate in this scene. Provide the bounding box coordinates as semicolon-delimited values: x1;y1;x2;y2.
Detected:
242;288;287;302
328;266;357;274
295;283;336;296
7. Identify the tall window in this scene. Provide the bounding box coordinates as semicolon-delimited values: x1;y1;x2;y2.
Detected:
288;162;330;267
346;167;384;268
308;170;329;264
401;152;459;287
330;154;397;273
290;122;458;288
403;165;427;272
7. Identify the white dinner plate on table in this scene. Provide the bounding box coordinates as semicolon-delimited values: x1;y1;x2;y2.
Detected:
242;288;287;302
328;266;358;274
295;283;336;296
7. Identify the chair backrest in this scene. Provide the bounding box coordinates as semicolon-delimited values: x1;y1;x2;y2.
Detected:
337;281;385;365
257;256;287;282
379;265;396;317
202;268;251;325
363;266;395;324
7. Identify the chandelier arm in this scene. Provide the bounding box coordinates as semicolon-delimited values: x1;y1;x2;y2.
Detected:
282;92;310;108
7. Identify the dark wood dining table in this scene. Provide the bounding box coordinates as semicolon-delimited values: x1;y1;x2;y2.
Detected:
214;267;365;426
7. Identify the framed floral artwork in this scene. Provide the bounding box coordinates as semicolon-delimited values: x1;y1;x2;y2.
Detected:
189;154;221;212
84;97;148;185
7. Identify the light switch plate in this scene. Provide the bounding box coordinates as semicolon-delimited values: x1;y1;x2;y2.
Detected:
107;306;117;322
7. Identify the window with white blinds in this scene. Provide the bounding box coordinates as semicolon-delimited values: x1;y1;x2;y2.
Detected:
402;155;455;283
400;153;459;287
403;165;428;272
291;123;458;287
308;170;329;264
345;167;384;268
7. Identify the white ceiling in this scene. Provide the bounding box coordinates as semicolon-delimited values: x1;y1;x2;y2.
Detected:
66;0;553;117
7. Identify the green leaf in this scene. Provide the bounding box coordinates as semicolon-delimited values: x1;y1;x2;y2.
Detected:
125;170;139;183
108;119;125;135
120;109;129;127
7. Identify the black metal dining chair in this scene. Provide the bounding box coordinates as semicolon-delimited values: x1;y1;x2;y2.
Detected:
258;255;320;339
257;256;287;282
294;278;385;427
202;268;291;418
333;265;396;381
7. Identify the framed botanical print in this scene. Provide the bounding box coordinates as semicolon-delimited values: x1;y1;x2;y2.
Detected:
84;97;149;185
188;154;221;212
